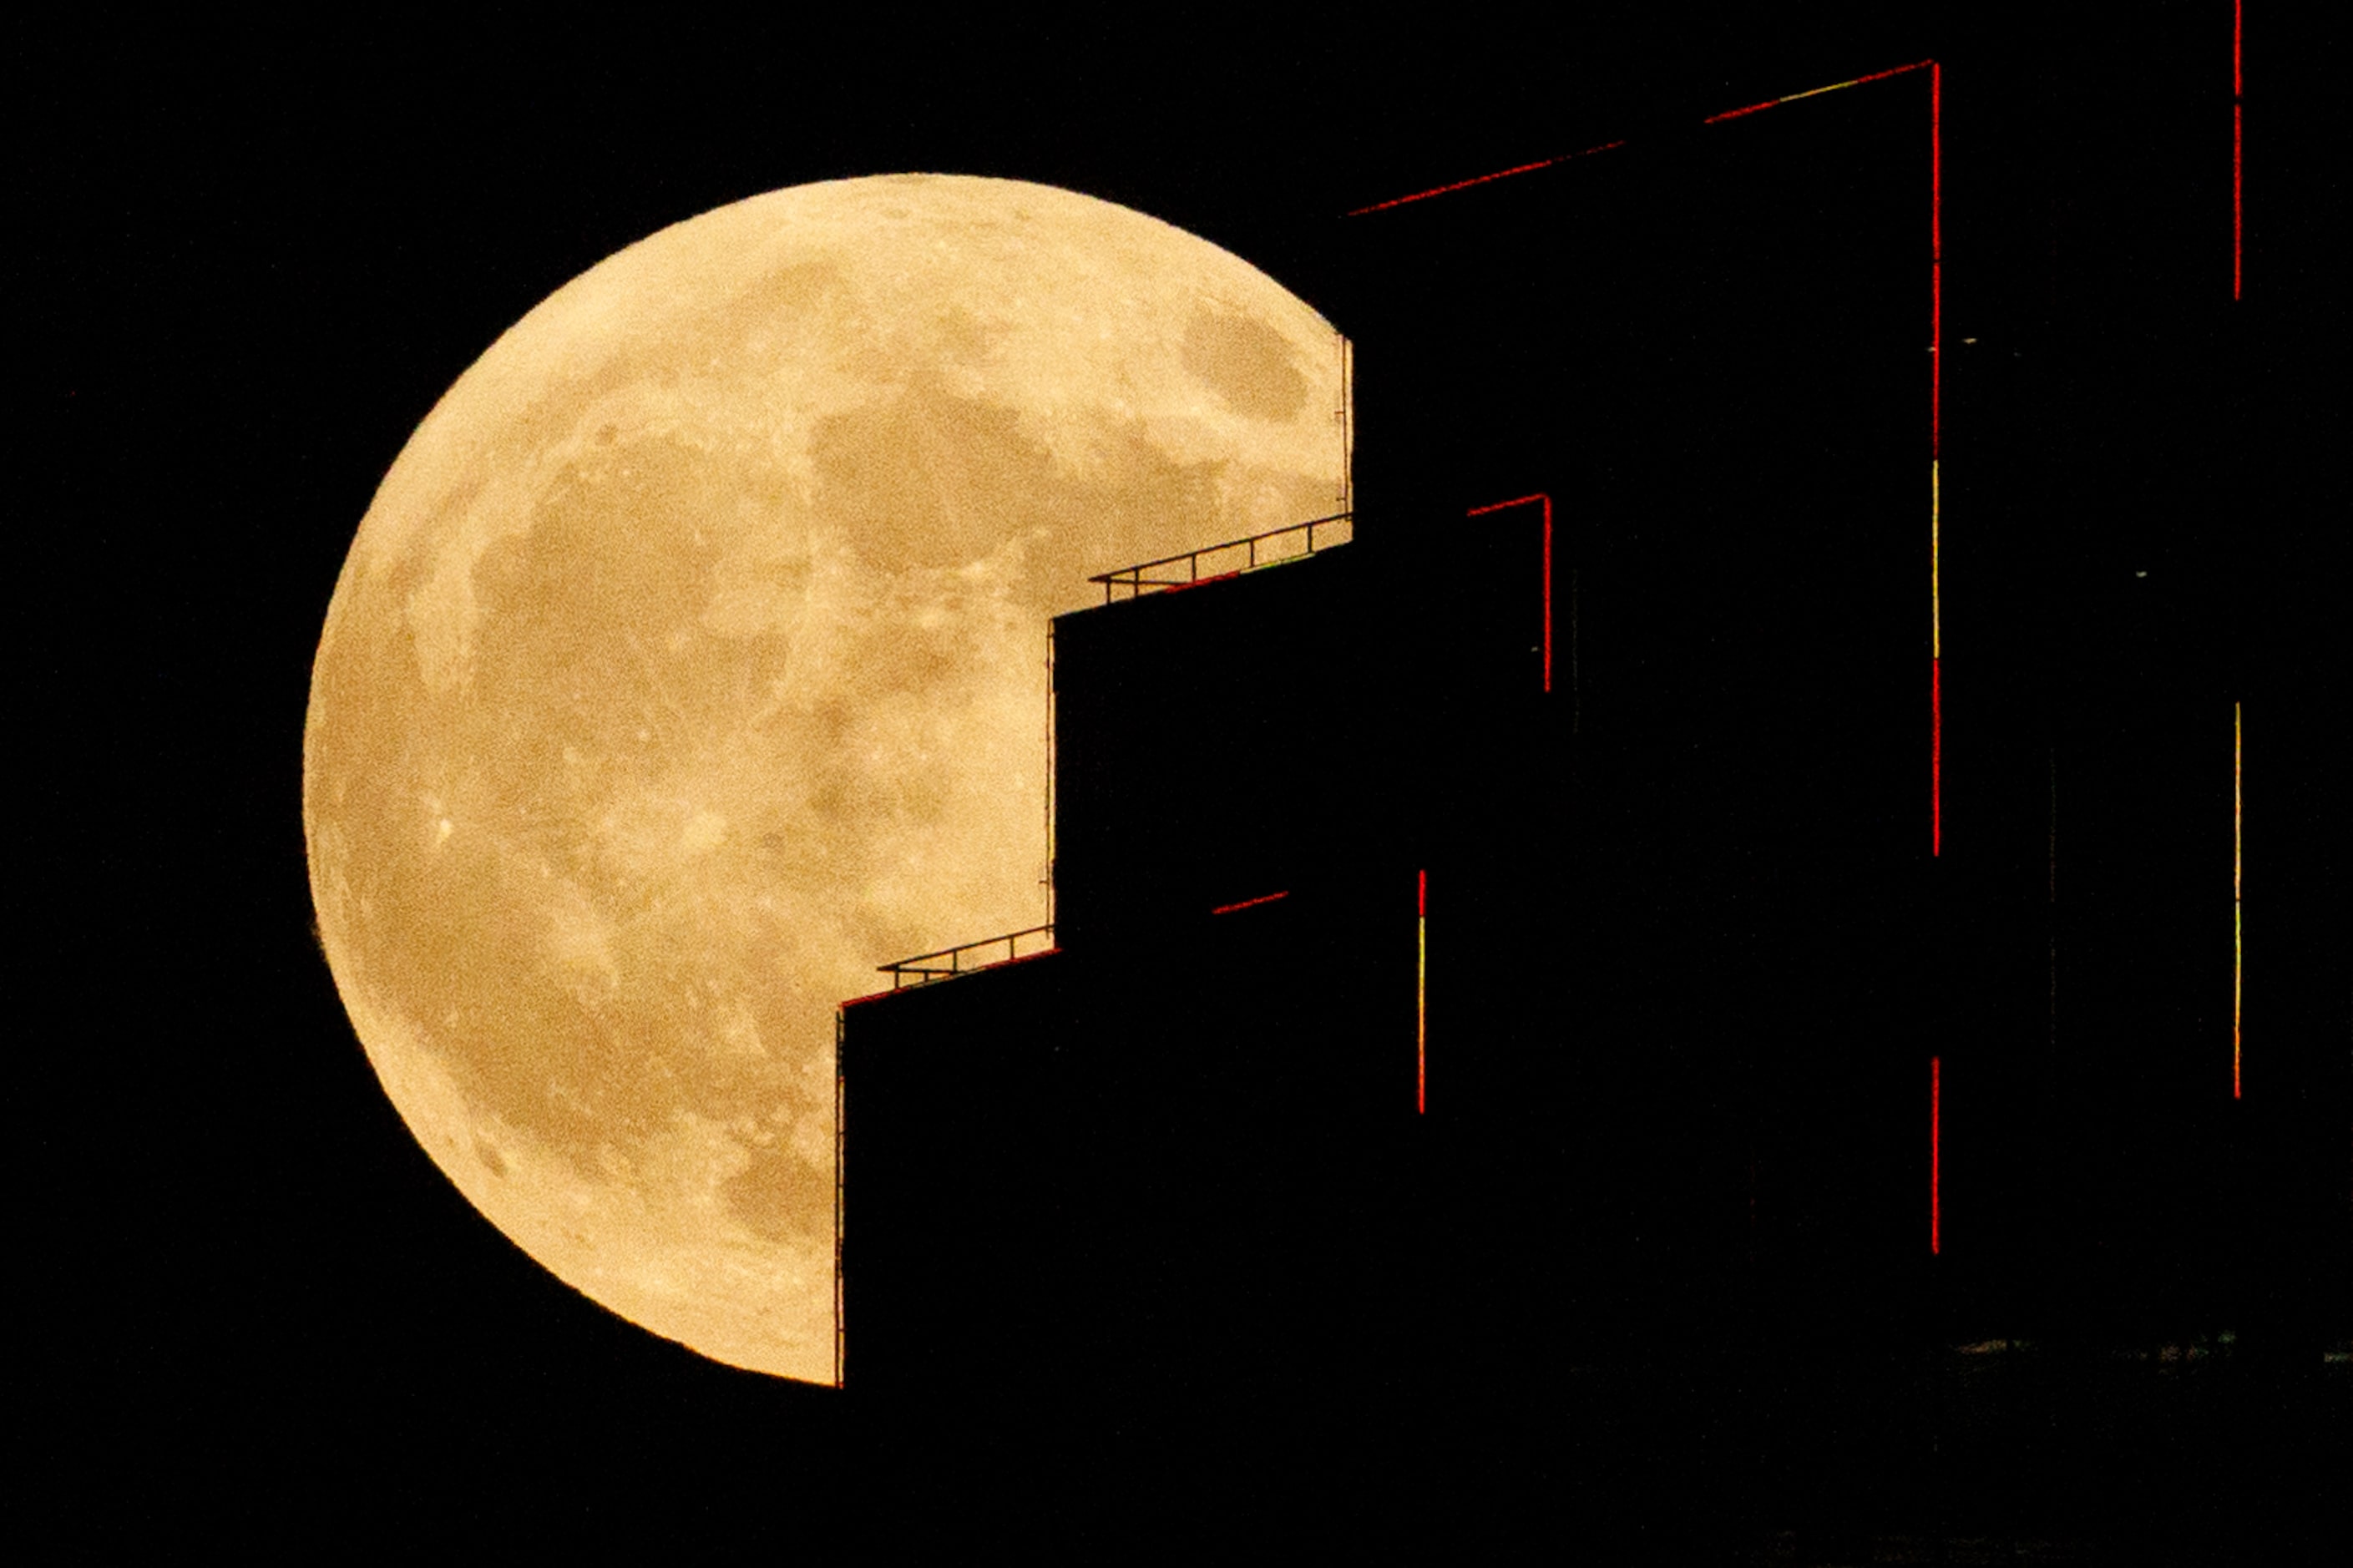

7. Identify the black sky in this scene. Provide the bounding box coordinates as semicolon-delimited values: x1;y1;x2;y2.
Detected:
21;7;2340;1549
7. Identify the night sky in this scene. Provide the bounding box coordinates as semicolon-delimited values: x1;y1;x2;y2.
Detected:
23;7;2341;1550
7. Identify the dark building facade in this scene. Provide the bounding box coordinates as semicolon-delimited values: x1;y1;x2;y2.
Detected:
846;62;1941;1421
835;18;2343;1543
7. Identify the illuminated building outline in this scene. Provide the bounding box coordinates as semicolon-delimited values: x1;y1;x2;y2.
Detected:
1351;61;1944;853
1930;1054;1942;1255
1418;868;1428;1115
1466;493;1555;693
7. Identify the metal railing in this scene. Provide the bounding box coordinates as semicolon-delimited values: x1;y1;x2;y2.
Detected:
1089;511;1353;604
878;923;1056;989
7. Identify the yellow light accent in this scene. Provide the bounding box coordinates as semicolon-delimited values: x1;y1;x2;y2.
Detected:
1779;76;1867;104
1931;459;1941;659
1417;908;1428;1115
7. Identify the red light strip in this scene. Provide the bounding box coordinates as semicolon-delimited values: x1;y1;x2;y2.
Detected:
2234;1;2244;299
1347;61;1931;215
1356;63;1944;856
1930;60;1942;455
1931;657;1942;857
1346;143;1627;215
1930;60;1942;857
1930;1055;1942;1255
1160;569;1244;595
1704;60;1933;123
1417;868;1428;1115
1211;890;1290;915
1466;493;1553;692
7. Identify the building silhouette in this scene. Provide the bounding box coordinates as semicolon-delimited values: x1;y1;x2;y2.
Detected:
834;18;2342;1547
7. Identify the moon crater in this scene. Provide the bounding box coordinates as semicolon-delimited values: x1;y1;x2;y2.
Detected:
306;175;1348;1380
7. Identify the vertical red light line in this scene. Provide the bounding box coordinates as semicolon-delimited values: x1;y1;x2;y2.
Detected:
1930;60;1943;857
1930;1055;1943;1254
1931;606;1942;858
1417;869;1428;1115
2234;0;2244;300
1930;59;1943;455
1466;493;1554;692
2234;702;2242;1098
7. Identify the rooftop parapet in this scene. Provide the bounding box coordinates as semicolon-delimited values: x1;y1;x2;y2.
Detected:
873;923;1057;991
1087;511;1351;604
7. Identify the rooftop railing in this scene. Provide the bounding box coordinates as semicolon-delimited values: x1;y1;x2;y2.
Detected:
878;923;1056;989
1088;511;1352;604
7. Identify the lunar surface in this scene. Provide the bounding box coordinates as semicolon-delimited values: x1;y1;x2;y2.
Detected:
303;175;1349;1382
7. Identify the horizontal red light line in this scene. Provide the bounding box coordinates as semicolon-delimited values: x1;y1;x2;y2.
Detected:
1465;493;1548;516
1468;493;1554;692
1351;59;1930;215
1160;569;1243;594
1704;59;1933;123
1787;59;1935;99
1212;891;1290;915
1347;144;1625;215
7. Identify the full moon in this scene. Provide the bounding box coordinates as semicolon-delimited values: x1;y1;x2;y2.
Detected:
303;175;1349;1381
